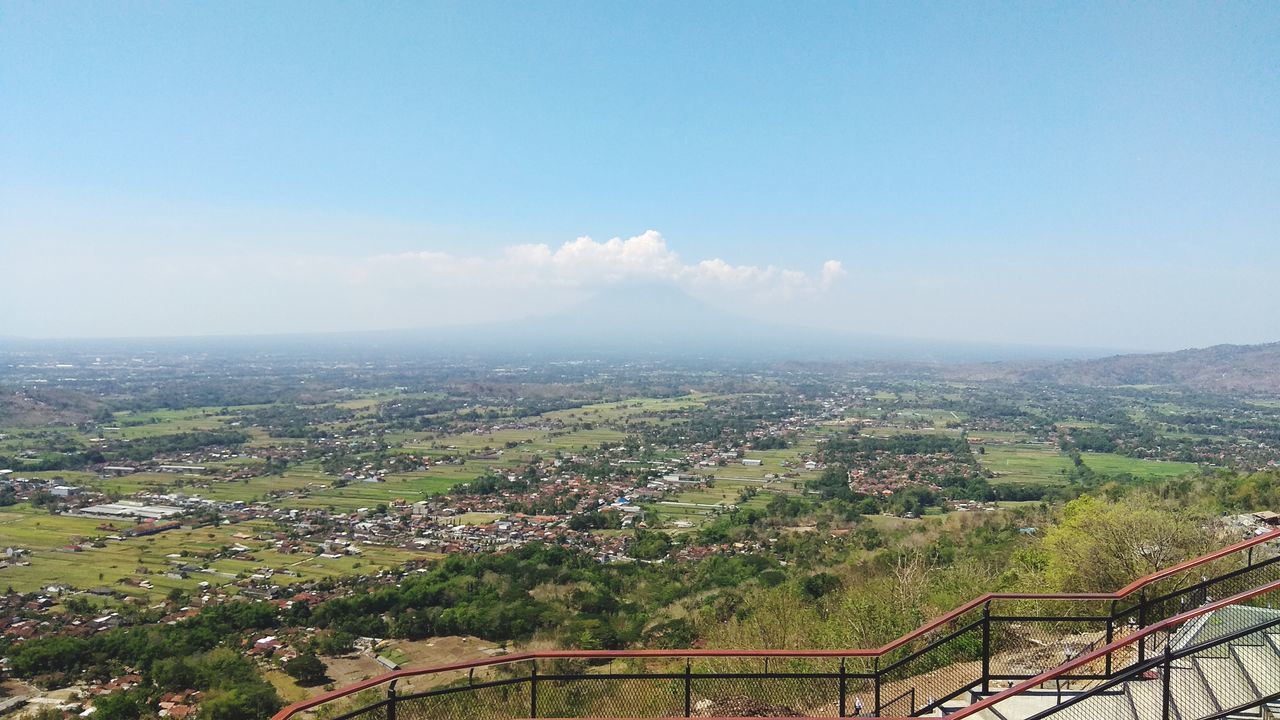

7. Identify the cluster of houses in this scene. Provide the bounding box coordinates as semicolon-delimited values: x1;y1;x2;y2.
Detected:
842;448;979;497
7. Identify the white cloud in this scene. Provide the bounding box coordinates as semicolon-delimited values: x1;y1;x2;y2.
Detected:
820;260;847;289
344;230;843;297
0;228;846;337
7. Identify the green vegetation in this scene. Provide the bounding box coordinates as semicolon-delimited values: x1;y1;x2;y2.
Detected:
8;607;284;717
6;350;1280;720
0;504;420;600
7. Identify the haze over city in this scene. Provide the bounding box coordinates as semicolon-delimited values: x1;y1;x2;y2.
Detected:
3;2;1278;352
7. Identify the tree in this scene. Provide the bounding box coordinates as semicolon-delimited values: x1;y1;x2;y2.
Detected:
201;682;283;720
314;629;356;656
629;529;672;560
800;572;843;601
1041;495;1215;592
151;658;197;692
283;651;328;685
89;689;150;720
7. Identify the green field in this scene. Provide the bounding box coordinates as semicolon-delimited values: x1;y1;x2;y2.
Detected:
977;443;1200;486
1078;452;1199;477
978;444;1074;485
107;407;241;439
0;505;424;601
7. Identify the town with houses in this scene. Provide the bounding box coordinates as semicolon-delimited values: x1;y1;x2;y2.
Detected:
2;352;1280;718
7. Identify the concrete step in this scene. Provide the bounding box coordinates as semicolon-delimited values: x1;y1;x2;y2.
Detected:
1195;655;1262;714
976;692;1067;720
1267;633;1280;654
1232;644;1280;696
975;691;1137;720
1125;678;1165;720
1168;662;1221;720
1062;692;1136;720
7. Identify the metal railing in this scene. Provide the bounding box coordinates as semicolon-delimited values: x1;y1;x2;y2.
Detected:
941;577;1280;720
270;530;1280;720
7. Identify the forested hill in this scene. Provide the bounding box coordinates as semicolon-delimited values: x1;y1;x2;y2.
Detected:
948;341;1280;395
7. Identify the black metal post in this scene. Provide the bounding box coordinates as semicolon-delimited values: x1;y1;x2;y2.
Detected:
981;602;991;694
1138;589;1149;664
1248;547;1255;567
387;679;397;720
909;688;915;715
873;657;881;717
1105;600;1117;676
839;658;847;718
684;659;692;718
1161;645;1173;720
530;661;538;719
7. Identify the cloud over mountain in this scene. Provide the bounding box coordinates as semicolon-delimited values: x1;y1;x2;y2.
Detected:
0;226;845;338
376;230;844;298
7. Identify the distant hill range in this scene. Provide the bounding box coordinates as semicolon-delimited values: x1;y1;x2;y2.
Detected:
4;284;1275;393
380;286;1106;363
948;341;1280;395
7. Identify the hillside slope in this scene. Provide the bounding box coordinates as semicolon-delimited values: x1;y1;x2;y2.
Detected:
0;386;102;426
951;342;1280;394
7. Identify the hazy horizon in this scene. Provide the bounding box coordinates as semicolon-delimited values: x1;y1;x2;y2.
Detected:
0;281;1132;363
3;3;1278;351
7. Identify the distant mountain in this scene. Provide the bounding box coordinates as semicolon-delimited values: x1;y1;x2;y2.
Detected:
396;285;1105;362
948;341;1280;394
438;284;777;354
0;285;1113;363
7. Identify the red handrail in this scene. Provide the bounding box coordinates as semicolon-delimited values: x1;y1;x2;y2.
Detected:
883;574;1280;720
270;529;1280;720
459;577;1280;720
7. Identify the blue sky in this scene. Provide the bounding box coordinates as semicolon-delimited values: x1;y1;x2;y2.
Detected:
2;1;1278;350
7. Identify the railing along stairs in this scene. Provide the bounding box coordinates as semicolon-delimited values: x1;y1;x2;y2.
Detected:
270;529;1280;720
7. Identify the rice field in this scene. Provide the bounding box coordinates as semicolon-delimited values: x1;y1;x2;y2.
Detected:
0;505;424;601
977;443;1200;486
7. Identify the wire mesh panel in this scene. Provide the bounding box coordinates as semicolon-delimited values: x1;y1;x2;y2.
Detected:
317;690;392;720
879;620;984;713
1174;605;1280;718
1012;586;1280;720
688;657;846;717
538;676;686;718
988;617;1110;681
983;597;1113;686
841;675;875;718
330;703;390;720
395;682;532;720
876;688;913;718
1144;555;1280;626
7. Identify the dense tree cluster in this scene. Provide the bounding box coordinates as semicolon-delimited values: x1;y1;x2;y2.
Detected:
5;603;283;718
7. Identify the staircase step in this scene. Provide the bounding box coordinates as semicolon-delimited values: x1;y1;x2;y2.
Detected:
1126;678;1164;720
1066;692;1137;720
1195;655;1260;711
978;692;1062;720
1168;662;1220;720
1232;644;1280;696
